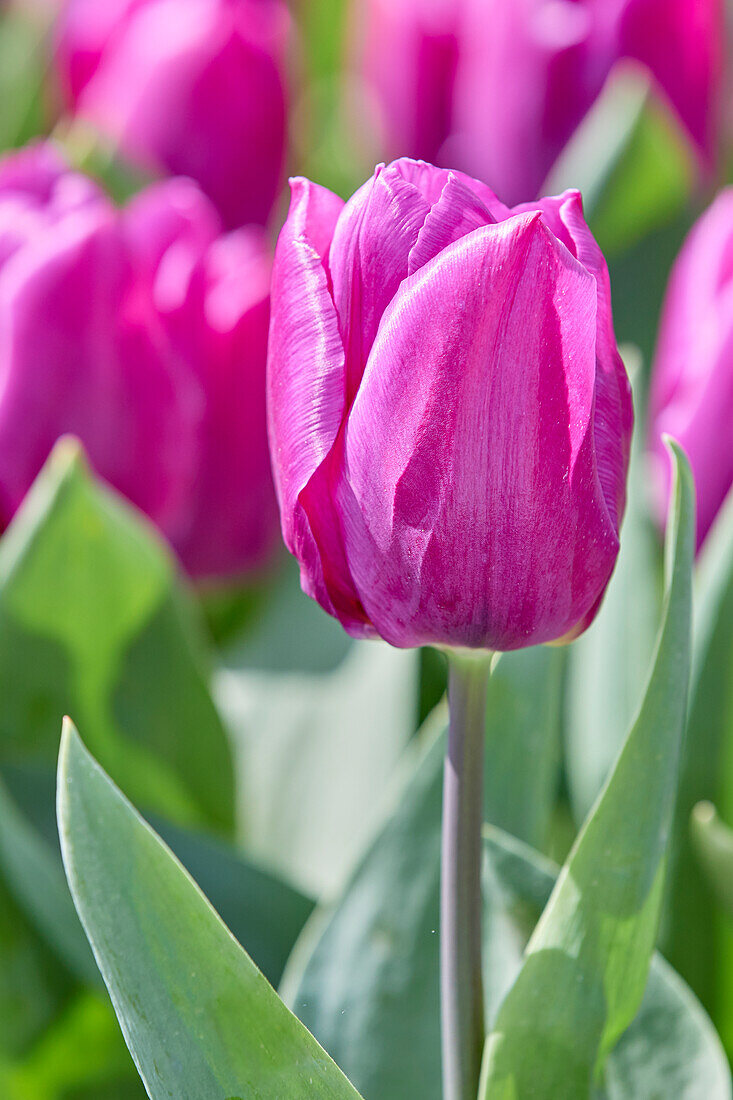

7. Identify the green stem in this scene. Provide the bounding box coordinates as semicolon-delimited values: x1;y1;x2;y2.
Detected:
441;651;492;1100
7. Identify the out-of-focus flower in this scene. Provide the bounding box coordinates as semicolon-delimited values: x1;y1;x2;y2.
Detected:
125;178;278;578
267;157;633;651
56;0;291;229
649;191;733;551
0;142;277;580
356;0;722;205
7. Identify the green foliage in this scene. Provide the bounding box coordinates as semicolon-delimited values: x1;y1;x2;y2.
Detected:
57;720;363;1100
0;439;233;833
665;481;733;1032
0;7;54;154
565;366;661;822
220;630;418;897
480;441;695;1097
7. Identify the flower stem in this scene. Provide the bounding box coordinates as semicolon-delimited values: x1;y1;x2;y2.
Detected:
441;651;492;1100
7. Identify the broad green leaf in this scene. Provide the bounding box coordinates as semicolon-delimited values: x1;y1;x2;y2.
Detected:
663;486;733;1015
219;637;418;896
0;759;314;991
57;720;364;1100
281;712;446;1100
484;647;564;850
0;439;233;832
283;713;725;1100
483;830;731;1100
281;646;573;1100
565;365;660;821
150;818;314;988
480;440;695;1098
656;477;733;1045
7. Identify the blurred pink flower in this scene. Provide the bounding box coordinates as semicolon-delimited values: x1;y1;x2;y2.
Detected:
0;142;278;580
356;0;722;205
56;0;291;228
649;191;733;550
268;158;633;650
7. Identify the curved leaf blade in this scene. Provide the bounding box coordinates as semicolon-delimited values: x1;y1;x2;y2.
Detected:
57;720;363;1100
480;440;696;1098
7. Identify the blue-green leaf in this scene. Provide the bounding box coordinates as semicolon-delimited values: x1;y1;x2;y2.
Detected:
57;720;363;1100
479;440;695;1097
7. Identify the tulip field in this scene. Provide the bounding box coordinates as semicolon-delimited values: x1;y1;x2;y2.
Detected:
1;1;733;1098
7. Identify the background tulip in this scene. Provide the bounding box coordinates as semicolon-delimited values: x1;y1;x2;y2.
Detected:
355;0;722;205
56;0;291;229
0;142;277;580
268;157;633;651
649;190;733;551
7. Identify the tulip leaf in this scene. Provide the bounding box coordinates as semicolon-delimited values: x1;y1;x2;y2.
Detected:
483;830;731;1100
281;643;563;1099
219;634;418;897
0;759;314;992
479;440;695;1097
283;713;725;1100
57;720;364;1100
565;365;660;822
281;713;446;1100
484;646;564;850
664;485;733;1021
0;439;233;833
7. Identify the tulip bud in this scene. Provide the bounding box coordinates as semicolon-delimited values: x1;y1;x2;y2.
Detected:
649;191;733;551
355;0;721;205
267;158;633;651
56;0;291;229
0;143;277;580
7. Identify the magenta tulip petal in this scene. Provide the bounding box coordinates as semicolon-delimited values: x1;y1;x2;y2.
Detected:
0;142;279;581
357;0;722;206
268;179;371;631
516;189;633;530
123;177;221;281
269;158;631;649
328;161;432;399
0;206;200;532
171;229;278;577
337;214;618;649
619;0;722;165
58;0;290;229
408;170;494;275
649;190;733;548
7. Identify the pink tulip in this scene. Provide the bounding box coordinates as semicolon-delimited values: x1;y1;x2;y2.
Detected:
56;0;291;229
649;191;733;551
0;143;277;580
267;158;633;650
124;179;278;578
356;0;722;206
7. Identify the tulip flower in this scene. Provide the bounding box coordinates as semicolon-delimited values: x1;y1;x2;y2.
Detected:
0;143;277;580
56;0;291;229
267;157;633;652
356;0;722;205
268;156;633;1100
649;190;733;551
